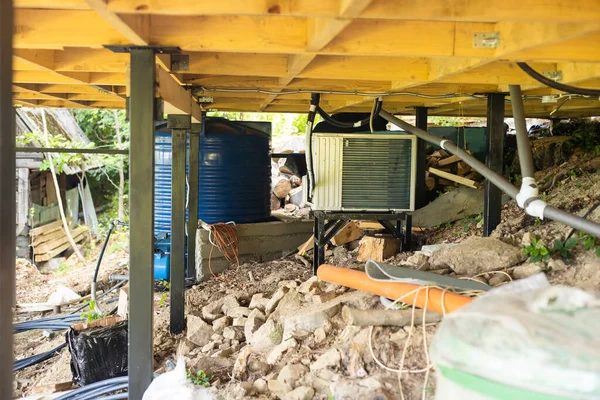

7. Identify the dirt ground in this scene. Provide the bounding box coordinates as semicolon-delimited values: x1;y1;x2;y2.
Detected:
12;149;600;399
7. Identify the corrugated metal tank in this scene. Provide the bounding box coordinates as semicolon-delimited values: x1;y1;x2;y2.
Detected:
198;118;271;224
154;131;174;234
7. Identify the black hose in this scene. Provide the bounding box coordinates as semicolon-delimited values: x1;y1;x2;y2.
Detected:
517;62;600;97
306;93;320;196
13;343;67;371
566;201;600;240
54;377;128;400
315;98;383;129
74;382;128;400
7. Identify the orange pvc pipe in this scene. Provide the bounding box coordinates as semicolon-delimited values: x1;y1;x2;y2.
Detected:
317;264;471;314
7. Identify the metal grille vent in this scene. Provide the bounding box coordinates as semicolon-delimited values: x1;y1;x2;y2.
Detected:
341;138;412;210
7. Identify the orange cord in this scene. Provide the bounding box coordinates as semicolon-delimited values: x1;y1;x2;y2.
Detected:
206;222;240;278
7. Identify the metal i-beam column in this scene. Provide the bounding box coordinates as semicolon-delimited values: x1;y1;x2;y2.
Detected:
187;122;201;282
414;107;428;209
483;93;506;236
0;2;15;399
168;114;190;334
128;48;156;399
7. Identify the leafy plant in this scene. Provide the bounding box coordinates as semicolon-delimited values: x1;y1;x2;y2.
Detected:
187;369;210;387
461;214;482;232
551;237;578;259
157;281;170;307
579;232;600;258
523;237;550;262
80;299;105;323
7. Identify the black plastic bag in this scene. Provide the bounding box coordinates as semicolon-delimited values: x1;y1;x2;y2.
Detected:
66;320;128;386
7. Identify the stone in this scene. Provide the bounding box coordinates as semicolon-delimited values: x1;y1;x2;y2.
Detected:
268;379;292;395
405;253;430;270
192;356;233;378
488;273;510;286
231;382;254;399
278;280;299;289
277;363;308;387
210;333;223;341
429;237;524;274
221;294;240;315
310;348;341;371
212;316;232;332
284;386;314;400
249;293;268;311
249;319;278;351
202;341;218;353
232;346;253;380
346;346;367;378
513;263;544;279
290;330;310;341
331;377;386;400
227;306;251;318
313;327;326;344
202;298;225;322
521;232;532;247
548;258;567;272
211;345;237;358
248;359;270;375
298;276;320;294
253;378;268;394
312;291;337;304
223;326;245;341
232;317;247;327
245;309;266;342
389;329;408;342
265;287;290;314
271;290;304;321
267;338;298;365
187;315;213;347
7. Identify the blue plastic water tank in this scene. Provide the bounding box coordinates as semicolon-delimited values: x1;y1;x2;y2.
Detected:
154;132;173;234
198;119;271;224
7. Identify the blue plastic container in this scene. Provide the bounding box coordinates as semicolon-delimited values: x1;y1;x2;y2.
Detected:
154;132;174;234
197;118;271;224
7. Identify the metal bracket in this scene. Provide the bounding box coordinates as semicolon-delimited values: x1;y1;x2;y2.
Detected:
171;54;189;71
190;122;202;134
542;70;563;82
103;45;182;54
473;32;500;48
197;96;214;103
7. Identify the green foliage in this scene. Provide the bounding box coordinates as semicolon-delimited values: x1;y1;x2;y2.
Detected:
551;237;578;259
523;237;550;263
187;369;210;387
461;213;482;232
17;130;91;174
429;116;486;127
579;231;600;258
80;300;105;323
206;111;314;138
157;281;170;307
556;119;600;153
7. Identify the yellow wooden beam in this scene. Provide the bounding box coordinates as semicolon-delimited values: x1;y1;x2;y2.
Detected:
54;48;128;73
85;0;150;45
15;0;90;9
156;67;202;122
13;83;92;108
106;0;600;23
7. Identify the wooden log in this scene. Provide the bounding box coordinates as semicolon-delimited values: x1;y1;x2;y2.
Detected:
357;234;400;262
272;178;292;199
429;167;479;189
341;306;442;327
270;193;282;210
457;162;471;176
357;221;384;230
34;226;88;255
425;176;436;191
331;222;361;246
437;154;461;166
30;217;72;236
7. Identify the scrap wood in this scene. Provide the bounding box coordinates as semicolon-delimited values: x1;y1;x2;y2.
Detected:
317;264;472;314
30;217;72;237
429;167;479;189
297;235;314;255
341;305;442;327
31;382;74;395
33;226;88;254
437;154;461;166
17;290;103;312
331;222;361;246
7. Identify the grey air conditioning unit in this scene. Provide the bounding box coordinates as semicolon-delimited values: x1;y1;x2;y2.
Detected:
310;133;417;212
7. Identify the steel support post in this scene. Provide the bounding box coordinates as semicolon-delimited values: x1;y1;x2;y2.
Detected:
128;48;156;399
187;122;201;282
484;93;506;236
313;217;325;274
414;107;428;209
168;115;190;334
0;2;14;398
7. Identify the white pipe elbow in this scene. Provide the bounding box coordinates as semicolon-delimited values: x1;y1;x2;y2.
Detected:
517;177;546;219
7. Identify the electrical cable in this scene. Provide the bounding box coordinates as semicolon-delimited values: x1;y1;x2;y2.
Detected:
315;98;382;129
517;62;600;97
566;201;600;240
13;343;67;371
54;377;128;400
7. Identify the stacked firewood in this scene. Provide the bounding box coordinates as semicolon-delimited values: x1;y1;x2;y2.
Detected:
425;149;484;191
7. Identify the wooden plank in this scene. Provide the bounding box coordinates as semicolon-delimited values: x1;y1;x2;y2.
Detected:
357;221;384;230
85;0;150;45
297;235;314;255
331;222;361;246
34;226;87;254
34;229;87;261
32;227;66;246
156;67;202;123
437;154;461;166
30;217;71;236
457;162;471;176
429;167;479;189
